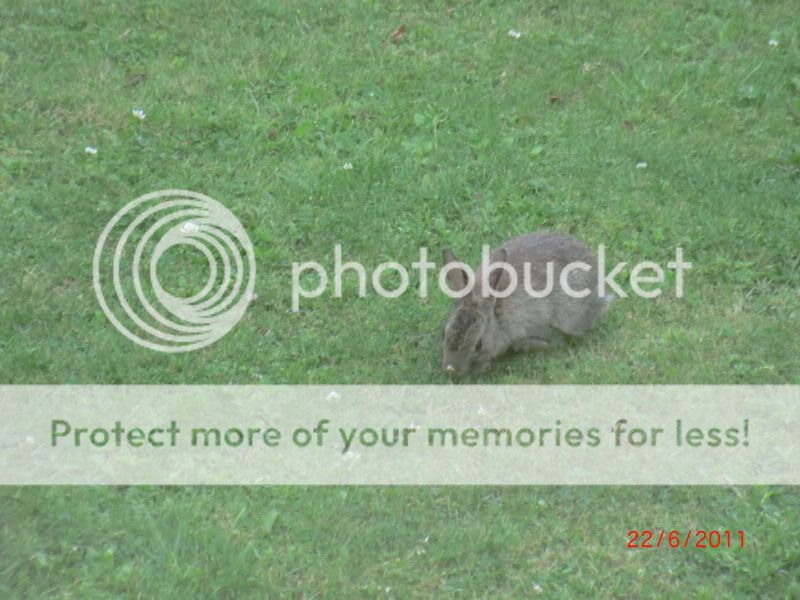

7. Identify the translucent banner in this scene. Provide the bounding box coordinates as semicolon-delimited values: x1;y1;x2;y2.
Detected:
0;386;797;484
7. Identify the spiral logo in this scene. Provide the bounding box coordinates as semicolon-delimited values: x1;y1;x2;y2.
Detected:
93;189;256;353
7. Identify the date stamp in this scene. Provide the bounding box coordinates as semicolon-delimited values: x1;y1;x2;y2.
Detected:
627;529;746;549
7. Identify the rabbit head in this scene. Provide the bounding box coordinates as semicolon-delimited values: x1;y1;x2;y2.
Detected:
440;247;507;376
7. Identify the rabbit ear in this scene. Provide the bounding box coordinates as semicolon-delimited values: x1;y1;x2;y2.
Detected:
442;248;468;292
487;248;508;293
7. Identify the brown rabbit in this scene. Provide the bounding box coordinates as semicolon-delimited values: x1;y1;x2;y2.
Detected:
441;231;613;375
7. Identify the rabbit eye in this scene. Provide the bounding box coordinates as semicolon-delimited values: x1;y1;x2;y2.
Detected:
475;339;482;352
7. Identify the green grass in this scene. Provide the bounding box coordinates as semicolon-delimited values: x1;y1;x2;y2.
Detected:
1;0;799;597
2;486;798;598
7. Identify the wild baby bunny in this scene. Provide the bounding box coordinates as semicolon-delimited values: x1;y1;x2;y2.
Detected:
441;231;614;376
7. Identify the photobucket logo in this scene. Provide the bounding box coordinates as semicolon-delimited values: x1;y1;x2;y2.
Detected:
93;190;255;352
291;245;691;311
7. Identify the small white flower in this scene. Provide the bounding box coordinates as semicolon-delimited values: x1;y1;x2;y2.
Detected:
768;39;778;47
132;108;146;120
532;583;543;594
84;146;98;155
180;221;200;234
508;29;522;39
342;162;353;170
326;390;341;401
636;161;648;169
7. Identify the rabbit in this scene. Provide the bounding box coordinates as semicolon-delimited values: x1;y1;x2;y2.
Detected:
441;231;614;376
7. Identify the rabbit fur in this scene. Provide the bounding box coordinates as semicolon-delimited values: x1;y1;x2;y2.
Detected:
441;231;613;375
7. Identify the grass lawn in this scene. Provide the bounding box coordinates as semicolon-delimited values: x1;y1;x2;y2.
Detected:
1;0;799;597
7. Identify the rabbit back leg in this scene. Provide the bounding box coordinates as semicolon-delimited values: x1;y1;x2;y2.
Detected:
555;294;614;337
511;328;565;351
511;337;551;351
